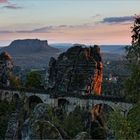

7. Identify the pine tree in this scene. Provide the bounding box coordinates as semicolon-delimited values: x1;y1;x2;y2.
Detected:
125;16;140;102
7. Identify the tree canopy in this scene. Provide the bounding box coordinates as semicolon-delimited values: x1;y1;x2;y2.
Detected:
25;71;43;89
125;16;140;102
108;15;140;140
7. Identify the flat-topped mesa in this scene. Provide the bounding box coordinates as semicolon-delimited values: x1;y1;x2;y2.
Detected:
0;39;60;68
46;44;103;96
3;39;59;53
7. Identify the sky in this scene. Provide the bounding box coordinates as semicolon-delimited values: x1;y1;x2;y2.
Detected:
0;0;140;46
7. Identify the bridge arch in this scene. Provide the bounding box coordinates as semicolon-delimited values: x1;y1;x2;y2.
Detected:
127;103;138;118
5;91;9;95
4;91;10;101
58;98;70;112
27;95;43;110
12;93;19;102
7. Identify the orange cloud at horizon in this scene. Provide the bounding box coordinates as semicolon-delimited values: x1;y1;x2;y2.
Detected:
0;22;132;46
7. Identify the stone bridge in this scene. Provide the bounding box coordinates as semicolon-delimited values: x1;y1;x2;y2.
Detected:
0;87;134;116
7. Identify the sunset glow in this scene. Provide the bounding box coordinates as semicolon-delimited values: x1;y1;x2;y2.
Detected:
0;0;139;45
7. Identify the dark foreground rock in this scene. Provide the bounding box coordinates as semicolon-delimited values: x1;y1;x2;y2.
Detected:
21;103;63;139
74;132;91;140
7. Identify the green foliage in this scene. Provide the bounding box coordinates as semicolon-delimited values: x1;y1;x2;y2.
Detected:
10;75;22;88
46;106;62;127
111;111;130;138
62;108;84;137
0;100;16;139
124;66;140;102
108;109;140;140
25;71;43;89
125;16;140;102
125;45;140;66
45;106;84;138
126;16;140;66
127;102;140;134
108;16;140;140
90;122;106;139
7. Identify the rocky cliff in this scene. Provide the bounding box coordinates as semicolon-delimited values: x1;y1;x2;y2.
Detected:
0;52;13;86
20;103;91;140
46;44;103;96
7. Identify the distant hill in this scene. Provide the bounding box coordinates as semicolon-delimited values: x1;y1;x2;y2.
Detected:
50;43;73;52
52;44;126;55
0;39;59;54
0;39;60;68
100;45;126;55
0;41;127;68
52;44;126;61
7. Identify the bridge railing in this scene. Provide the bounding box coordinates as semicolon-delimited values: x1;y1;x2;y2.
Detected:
0;86;134;104
53;92;134;103
0;86;47;93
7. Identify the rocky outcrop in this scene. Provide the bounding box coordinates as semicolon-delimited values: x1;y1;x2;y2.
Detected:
21;103;63;140
0;51;13;86
5;112;19;139
46;44;103;95
74;132;91;140
5;99;22;140
22;120;63;140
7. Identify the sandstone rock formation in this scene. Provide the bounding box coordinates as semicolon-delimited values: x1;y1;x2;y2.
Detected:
23;120;63;140
0;51;13;86
46;44;103;95
21;103;63;140
74;132;91;140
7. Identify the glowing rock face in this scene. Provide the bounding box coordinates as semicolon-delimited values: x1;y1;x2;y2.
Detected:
93;62;103;95
85;46;103;95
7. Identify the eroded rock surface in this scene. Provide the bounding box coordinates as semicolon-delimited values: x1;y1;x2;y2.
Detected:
75;132;91;140
21;103;63;140
46;44;103;95
0;51;13;86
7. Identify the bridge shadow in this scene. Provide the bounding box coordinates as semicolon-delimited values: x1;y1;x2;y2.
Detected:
27;95;43;111
58;98;70;112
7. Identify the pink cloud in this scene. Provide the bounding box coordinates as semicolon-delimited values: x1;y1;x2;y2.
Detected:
0;22;132;45
0;0;8;3
0;0;22;9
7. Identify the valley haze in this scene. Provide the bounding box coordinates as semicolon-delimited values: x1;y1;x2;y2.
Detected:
0;39;126;68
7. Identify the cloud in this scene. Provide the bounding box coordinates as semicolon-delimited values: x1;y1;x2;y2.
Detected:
0;22;132;45
0;23;97;34
92;14;101;19
0;0;22;9
3;4;22;9
101;16;134;24
0;30;12;33
31;26;54;33
0;26;55;34
0;0;8;3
